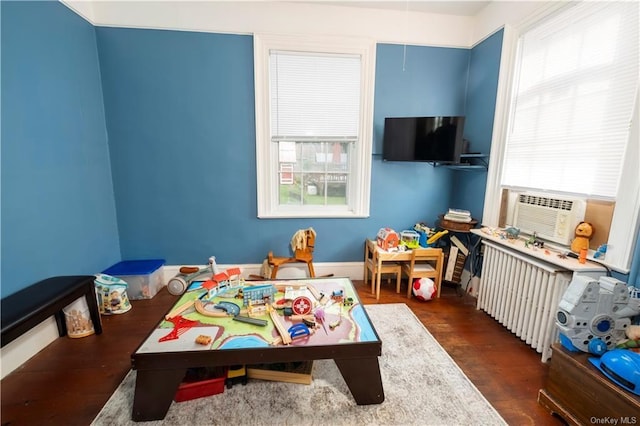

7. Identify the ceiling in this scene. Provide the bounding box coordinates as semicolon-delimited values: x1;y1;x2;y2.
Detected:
300;1;492;16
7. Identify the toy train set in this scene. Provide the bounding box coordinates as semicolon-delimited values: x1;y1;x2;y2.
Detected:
145;274;375;403
140;276;373;356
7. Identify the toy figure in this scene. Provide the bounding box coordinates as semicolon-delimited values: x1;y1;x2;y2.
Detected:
594;244;607;259
504;226;520;240
525;232;544;249
570;221;594;253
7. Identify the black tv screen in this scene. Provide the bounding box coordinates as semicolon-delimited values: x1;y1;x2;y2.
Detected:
382;116;465;163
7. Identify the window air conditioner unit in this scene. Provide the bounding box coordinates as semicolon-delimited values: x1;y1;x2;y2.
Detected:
512;193;586;246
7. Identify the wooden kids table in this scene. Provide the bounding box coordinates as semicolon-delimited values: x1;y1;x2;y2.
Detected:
130;277;384;421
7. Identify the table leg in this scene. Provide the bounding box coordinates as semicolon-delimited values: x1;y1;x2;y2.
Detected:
84;282;103;334
436;253;444;298
375;257;382;300
131;368;186;421
334;357;384;405
54;311;67;337
364;242;372;294
370;275;374;295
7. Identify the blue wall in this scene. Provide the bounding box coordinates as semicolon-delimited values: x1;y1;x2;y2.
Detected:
1;1;508;297
1;1;120;297
373;44;471;155
451;30;504;219
370;43;472;234
95;30;473;266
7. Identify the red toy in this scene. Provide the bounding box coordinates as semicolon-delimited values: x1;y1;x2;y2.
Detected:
376;228;399;251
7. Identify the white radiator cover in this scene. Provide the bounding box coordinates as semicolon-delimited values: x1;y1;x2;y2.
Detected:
477;241;572;362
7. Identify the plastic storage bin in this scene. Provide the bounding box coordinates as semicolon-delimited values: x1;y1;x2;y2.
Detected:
102;259;165;300
174;367;226;402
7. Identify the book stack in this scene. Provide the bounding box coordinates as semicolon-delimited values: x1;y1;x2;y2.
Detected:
444;208;472;223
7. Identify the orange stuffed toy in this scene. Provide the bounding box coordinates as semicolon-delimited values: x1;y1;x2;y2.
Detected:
570;221;594;253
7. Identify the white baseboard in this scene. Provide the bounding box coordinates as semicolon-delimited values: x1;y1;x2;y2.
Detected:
162;261;363;282
1;262;365;379
0;317;59;379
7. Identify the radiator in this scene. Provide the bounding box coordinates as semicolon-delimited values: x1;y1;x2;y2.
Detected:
477;241;572;362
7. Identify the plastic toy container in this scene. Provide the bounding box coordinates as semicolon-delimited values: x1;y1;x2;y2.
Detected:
102;259;165;300
175;377;225;402
400;230;420;249
174;367;226;402
94;274;132;314
63;297;96;337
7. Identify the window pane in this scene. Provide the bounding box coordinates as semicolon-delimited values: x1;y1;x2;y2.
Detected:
277;141;350;206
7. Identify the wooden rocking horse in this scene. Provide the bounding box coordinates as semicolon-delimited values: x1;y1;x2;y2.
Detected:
266;228;316;279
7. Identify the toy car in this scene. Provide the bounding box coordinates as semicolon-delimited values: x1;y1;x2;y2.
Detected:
225;364;247;389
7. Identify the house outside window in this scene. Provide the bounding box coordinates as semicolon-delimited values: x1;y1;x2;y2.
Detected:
254;34;375;218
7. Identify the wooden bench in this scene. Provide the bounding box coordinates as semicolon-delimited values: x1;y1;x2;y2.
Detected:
1;275;103;347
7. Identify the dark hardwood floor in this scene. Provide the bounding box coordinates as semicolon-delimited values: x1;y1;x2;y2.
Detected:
1;279;563;425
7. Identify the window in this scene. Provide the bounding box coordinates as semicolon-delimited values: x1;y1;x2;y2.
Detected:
485;1;639;271
254;34;375;218
501;1;638;198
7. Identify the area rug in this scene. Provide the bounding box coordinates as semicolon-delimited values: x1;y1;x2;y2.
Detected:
92;303;506;425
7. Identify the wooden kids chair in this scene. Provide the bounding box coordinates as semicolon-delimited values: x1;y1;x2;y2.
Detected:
267;228;316;279
364;240;402;300
401;247;444;298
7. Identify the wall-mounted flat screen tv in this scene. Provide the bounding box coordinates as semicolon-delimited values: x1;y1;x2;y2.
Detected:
382;116;465;164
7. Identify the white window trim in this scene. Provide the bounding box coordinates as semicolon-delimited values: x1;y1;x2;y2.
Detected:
483;6;640;273
254;33;375;218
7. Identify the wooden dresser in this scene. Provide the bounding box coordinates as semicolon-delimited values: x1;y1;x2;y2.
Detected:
538;343;640;425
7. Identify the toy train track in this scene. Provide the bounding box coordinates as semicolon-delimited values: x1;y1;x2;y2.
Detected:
165;300;195;320
272;283;329;305
270;309;292;345
215;301;241;316
233;315;268;326
194;299;233;317
193;299;267;326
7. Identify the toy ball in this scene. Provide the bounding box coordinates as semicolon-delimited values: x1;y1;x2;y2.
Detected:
412;278;436;301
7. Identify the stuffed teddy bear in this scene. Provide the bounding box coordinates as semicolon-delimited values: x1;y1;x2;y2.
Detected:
616;325;640;351
570;221;594;253
627;325;640;341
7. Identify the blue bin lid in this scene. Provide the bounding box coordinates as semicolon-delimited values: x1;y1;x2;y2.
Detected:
102;259;165;275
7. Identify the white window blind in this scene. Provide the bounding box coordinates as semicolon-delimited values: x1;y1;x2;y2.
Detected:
502;1;639;198
270;51;361;141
